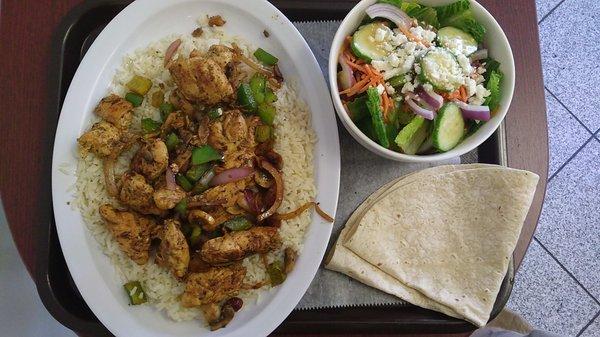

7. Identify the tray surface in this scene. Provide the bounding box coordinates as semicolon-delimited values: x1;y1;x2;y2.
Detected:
37;1;511;335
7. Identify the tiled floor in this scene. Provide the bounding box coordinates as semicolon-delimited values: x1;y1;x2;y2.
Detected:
506;1;600;336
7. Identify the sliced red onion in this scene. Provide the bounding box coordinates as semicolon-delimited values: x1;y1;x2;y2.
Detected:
416;87;443;110
454;100;491;121
365;3;413;30
165;166;177;190
469;49;488;62
406;95;435;120
338;54;356;90
209;167;254;186
164;39;182;67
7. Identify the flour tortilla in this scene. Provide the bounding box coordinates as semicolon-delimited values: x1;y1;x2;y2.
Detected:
325;164;495;320
344;167;539;326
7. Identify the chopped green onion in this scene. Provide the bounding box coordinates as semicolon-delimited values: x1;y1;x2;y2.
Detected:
257;104;276;125
253;48;279;66
126;75;153;95
141;118;161;133
192;145;223;165
123;281;147;305
223;216;253;231
267;260;286;286
264;88;278;103
237;84;257;112
255;125;272;143
165;133;180;151
125;92;144;107
189;225;202;246
176;174;193;191
387;75;407;88
185;164;210;182
159;103;175;121
175;198;187;215
207;107;224;119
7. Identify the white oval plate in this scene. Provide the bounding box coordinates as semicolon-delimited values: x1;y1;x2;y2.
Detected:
51;1;340;336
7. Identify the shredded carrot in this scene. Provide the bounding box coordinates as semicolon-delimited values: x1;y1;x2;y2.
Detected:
442;85;468;102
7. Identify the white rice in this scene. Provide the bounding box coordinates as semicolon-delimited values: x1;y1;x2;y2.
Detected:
75;26;316;322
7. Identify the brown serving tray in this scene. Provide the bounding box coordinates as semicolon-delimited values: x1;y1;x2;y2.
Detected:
36;1;512;335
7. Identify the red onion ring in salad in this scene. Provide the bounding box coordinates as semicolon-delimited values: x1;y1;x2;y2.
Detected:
365;3;413;30
453;100;491;121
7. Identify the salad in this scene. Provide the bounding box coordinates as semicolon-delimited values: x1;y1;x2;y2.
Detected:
337;0;504;154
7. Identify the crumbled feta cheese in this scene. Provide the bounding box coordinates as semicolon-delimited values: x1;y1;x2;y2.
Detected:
420;48;465;91
422;83;434;93
386;54;399;67
376;84;386;95
410;26;436;43
374;27;388;42
382;42;394;52
474;73;485;84
385;83;396;95
389;31;408;46
457;54;472;75
438;36;477;56
401;55;416;74
414;63;422;74
468;84;491;105
401;81;415;94
404;41;417;54
465;77;477;97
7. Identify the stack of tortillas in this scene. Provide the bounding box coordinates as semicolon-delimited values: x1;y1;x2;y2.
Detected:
325;164;539;327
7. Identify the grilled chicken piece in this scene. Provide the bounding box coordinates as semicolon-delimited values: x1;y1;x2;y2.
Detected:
208;110;246;151
77;121;125;157
94;94;134;129
208;110;258;171
153;186;186;210
193;178;250;209
200;226;281;265
169;90;196;116
131;139;169;181
156;219;190;278
205;45;233;70
181;264;246;307
119;172;154;208
99;204;157;265
168;55;234;105
200;303;221;325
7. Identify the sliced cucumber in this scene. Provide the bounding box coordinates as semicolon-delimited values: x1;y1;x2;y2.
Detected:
437;26;478;56
420;48;464;92
351;22;390;62
433;103;466;152
395;116;431;155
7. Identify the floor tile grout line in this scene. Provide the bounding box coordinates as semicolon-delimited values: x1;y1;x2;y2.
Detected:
576;309;600;337
538;0;569;25
548;136;594;182
533;237;600;306
545;87;595;135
